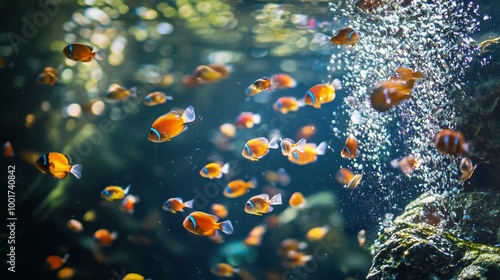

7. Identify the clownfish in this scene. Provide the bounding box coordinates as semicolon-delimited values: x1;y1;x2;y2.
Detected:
100;185;131;201
106;84;138;102
280;138;306;157
235;112;261;128
211;204;228;218
273;97;304;114
200;162;230;179
35;152;82;179
211;263;240;277
330;27;360;46
121;194;139;214
288;141;327;165
370;80;415;112
162;197;194;213
245;77;272;96
62;43;103;62
289;192;306;208
242;137;279;161
244;193;282;216
459;157;477;182
271;73;297;89
304;82;336;108
144;91;173;106
341;134;359;159
285;251;313;268
44;254;69;270
148;105;196;142
434;129;469;156
391;67;423;82
390;155;421;175
306;226;329;241
183;211;234;236
93;229;117;246
3;141;14;157
244;225;267;246
36;67;59;86
224;178;257;198
335;168;363;189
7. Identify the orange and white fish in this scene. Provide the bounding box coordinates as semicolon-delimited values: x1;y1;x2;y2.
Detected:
3;141;14;157
224;178;257;198
390;155;420;175
245;77;273;96
211;204;228;219
244;225;267;246
93;229;117;246
330;27;360;46
235;112;261;128
289;192;306;208
357;229;367;247
273;97;304;114
434;129;469;156
121;194;139;214
303;82;336;108
67;219;83;232
370;80;415;112
183;211;233;236
280;138;306;157
459;157;477;182
219;123;237;138
182;64;229;86
200;162;230;179
341;134;359;159
105;84;137;102
211;263;240;277
63;43;103;62
295;124;317;140
244;193;282;216
44;254;69;270
35;152;82;179
36;67;59;86
285;251;313;268
335;168;363;189
144;91;173;106
278;239;308;256
162;197;194;213
100;185;130;201
391;67;423;82
148;105;196;142
306;226;329;241
242;137;279;161
271;73;297;89
287;141;327;165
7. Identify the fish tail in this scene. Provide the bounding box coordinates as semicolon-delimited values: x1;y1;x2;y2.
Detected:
252;114;261;125
233;268;241;274
220;162;230;174
70;164;83;179
248;177;258;189
297;98;305;107
128;87;138;98
62;253;69;263
315;141;328;156
296;138;307;153
93;50;105;61
181;105;196;123
219;220;234;234
269;193;282;205
111;231;118;240
412;71;424;79
166;95;174;100
184;199;194;209
268;136;279;149
123;185;131;195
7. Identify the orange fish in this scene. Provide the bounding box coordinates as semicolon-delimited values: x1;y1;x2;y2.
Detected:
183;64;229;86
295;124;317;140
100;185;130;201
330;27;360;46
289;192;306;208
271;73;297;89
370;80;415;112
235;112;261;128
273;97;304;114
285;251;312;268
148;105;196;142
357;229;366;247
303;82;336;108
244;225;267;246
183;211;233;236
211;263;240;277
390;155;420;175
3;141;14;157
144;91;173;106
306;226;329;241
211;204;228;219
341;134;359;159
459;157;477;182
434;129;469;156
288;141;327;165
209;232;225;244
35;152;82;179
224;178;257;198
219;123;237;138
162;197;194;213
391;67;423;82
106;84;138;102
278;239;308;256
245;77;272;96
121;194;139;214
57;267;75;280
44;254;69;271
335;168;363;189
200;162;230;179
244;193;282;216
242;137;279;161
264;168;291;186
122;273;148;280
93;229;117;246
62;43;103;62
67;219;83;232
280;138;306;157
36;67;59;86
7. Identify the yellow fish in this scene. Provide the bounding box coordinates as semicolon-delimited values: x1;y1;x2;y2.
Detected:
244;193;282;216
242;137;279;161
100;185;131;201
200;162;230;179
35;152;82;179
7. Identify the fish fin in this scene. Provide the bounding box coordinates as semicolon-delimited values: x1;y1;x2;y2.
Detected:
70;164;82;179
266;205;274;213
296;138;306;152
233;268;240;274
111;231;118;240
219;220;234;234
80;56;92;62
269;193;282;205
220;162;230;174
255;193;270;200
53;172;68;179
297;98;305;107
123;185;131;195
301;255;313;264
181;105;196;123
93;50;105;61
412;71;424;79
248;177;258;189
315;141;328;155
128;87;138;98
252;114;261;125
62;253;70;263
166;95;174;100
268;136;279;149
184;199;194;209
206;213;220;223
313;103;321;108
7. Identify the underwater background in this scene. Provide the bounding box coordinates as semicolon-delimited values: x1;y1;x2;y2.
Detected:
1;0;499;279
